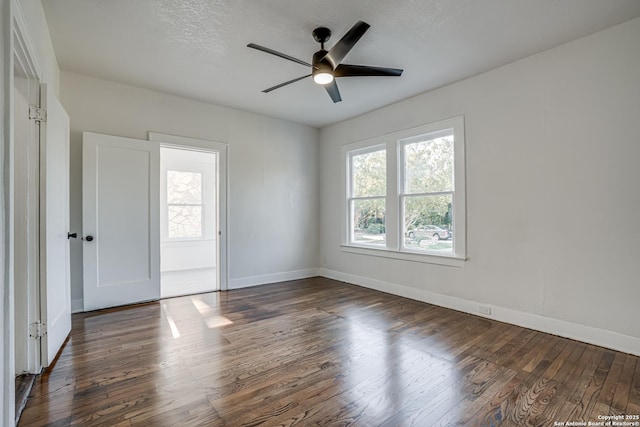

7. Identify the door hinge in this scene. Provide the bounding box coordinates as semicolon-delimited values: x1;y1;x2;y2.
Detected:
29;105;47;123
29;321;47;339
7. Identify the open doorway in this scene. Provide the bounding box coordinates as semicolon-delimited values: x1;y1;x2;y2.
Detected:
160;147;219;298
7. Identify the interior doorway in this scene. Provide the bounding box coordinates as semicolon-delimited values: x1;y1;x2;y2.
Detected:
160;147;220;298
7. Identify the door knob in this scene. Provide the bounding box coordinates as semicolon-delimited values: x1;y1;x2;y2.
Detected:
67;232;77;239
84;235;94;242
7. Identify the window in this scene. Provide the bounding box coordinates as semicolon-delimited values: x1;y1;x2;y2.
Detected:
342;117;465;263
166;170;203;238
401;130;454;254
348;146;386;246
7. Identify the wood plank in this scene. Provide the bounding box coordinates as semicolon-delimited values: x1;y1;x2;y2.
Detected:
17;278;640;427
610;354;638;414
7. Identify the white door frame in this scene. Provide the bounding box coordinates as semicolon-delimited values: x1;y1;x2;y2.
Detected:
14;0;45;375
13;59;41;375
4;0;45;423
148;132;228;291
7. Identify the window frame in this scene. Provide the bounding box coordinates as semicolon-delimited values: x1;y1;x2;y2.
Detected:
341;116;466;266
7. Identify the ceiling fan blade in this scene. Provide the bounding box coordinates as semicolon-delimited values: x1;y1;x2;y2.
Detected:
247;43;312;68
323;21;370;68
324;80;342;103
262;74;312;93
335;64;403;77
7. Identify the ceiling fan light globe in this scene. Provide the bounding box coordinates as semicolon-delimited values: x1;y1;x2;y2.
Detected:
313;72;334;85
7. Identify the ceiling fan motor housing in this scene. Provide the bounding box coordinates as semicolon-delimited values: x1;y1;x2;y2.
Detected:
311;50;334;84
312;50;333;74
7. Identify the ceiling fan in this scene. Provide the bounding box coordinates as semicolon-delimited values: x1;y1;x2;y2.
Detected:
247;21;403;103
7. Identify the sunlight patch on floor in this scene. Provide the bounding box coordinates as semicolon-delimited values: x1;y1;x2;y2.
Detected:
162;303;181;339
191;297;233;328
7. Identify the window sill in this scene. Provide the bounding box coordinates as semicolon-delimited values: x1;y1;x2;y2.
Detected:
340;244;466;267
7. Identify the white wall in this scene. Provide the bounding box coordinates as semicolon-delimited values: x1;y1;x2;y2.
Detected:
1;1;12;423
60;71;319;308
319;17;640;355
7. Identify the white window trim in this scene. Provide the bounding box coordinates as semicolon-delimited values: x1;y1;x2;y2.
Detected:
341;116;466;266
341;245;466;267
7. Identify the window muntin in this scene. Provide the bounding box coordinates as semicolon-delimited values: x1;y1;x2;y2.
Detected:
348;147;386;246
167;171;203;238
401;131;455;254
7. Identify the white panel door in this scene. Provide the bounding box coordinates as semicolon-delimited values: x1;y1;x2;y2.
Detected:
82;132;160;311
40;84;72;366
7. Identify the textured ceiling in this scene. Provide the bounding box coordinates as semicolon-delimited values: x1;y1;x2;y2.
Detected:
41;0;640;128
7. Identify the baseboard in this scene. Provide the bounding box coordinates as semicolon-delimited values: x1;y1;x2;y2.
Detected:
71;298;83;314
228;268;320;290
319;268;640;357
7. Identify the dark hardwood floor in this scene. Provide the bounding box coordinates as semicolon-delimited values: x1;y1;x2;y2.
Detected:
15;373;36;424
19;277;640;426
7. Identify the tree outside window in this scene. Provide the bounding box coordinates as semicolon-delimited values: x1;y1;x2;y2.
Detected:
349;148;386;246
402;132;454;253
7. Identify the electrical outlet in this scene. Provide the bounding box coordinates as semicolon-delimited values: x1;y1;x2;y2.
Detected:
478;305;492;315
